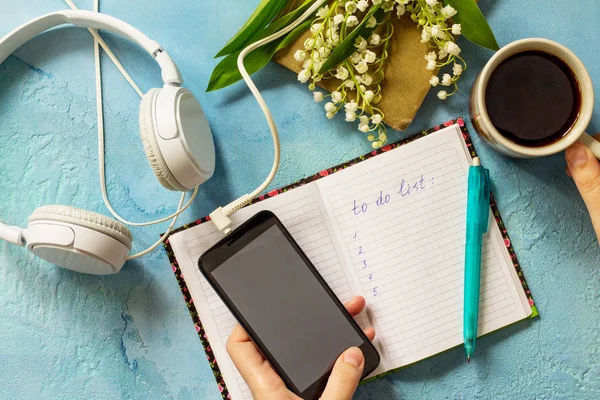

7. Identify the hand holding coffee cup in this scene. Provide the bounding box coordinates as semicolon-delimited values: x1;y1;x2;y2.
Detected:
470;38;600;159
566;134;600;241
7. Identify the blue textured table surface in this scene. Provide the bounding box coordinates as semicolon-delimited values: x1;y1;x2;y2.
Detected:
1;1;598;399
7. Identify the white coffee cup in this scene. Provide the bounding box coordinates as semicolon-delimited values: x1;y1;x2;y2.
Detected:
470;38;600;159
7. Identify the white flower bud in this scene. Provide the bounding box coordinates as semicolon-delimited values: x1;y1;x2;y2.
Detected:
370;33;381;46
371;114;383;125
304;38;315;50
326;111;335;119
442;73;452;86
325;102;337;112
452;24;462;35
319;47;330;59
396;4;406;17
429;75;440;87
382;0;394;12
425;51;437;62
426;0;438;6
308;82;316;90
355;36;368;50
364;50;377;63
345;1;357;14
298;69;311;83
313;92;323;102
443;41;461;56
357;0;369;12
310;23;322;35
335;66;349;80
441;5;457;19
359;115;370;126
426;60;436;70
431;25;446;40
372;141;380;149
361;74;373;86
421;29;432;43
333;14;344;25
347;15;359;27
453;63;463;76
437;90;448;100
315;37;323;48
350;52;362;64
366;16;377;29
355;61;369;74
345;110;357;122
359;84;366;92
372;0;383;5
332;91;343;103
294;50;306;62
345;101;359;112
438;49;448;59
364;90;374;103
317;6;329;19
367;134;375;141
359;124;370;133
344;80;355;90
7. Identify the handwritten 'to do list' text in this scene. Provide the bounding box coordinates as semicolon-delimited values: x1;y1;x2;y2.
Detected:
352;174;434;216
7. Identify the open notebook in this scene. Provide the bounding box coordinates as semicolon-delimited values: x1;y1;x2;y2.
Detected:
165;120;536;400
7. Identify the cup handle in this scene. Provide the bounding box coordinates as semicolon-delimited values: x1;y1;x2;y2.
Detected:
579;133;600;160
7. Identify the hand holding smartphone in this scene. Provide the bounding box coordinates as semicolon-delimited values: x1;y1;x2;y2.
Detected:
199;211;380;400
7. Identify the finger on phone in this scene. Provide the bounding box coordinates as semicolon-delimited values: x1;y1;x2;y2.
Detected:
363;327;376;341
343;296;366;316
229;323;251;343
321;347;364;400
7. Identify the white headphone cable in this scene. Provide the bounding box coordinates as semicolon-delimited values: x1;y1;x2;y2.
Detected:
65;0;197;228
210;0;327;233
69;0;195;259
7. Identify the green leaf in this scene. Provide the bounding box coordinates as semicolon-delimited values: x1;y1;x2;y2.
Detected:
215;0;289;58
443;0;499;50
254;0;315;43
207;19;312;91
318;5;381;75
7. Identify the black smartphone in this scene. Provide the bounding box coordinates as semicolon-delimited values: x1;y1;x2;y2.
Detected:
198;210;380;399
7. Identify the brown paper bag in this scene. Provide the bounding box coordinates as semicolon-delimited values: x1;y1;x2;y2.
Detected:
274;14;433;131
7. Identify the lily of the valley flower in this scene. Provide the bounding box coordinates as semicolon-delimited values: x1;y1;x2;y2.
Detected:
345;1;357;14
298;69;310;83
294;50;306;62
357;0;369;12
296;0;466;146
347;15;359;27
441;5;457;19
335;66;349;80
441;73;452;86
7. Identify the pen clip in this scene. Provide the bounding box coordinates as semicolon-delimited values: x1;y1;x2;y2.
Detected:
479;169;491;234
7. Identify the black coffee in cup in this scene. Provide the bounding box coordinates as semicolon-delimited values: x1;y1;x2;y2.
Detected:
484;51;581;147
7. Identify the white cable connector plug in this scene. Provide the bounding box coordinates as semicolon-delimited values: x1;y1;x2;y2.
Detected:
209;194;252;234
209;0;328;234
0;222;24;246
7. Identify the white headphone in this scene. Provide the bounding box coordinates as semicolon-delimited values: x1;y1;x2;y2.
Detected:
0;10;215;275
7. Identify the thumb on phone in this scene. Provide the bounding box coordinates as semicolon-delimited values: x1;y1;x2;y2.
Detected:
566;142;600;241
321;347;365;400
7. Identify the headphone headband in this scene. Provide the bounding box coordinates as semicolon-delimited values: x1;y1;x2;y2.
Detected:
0;10;182;84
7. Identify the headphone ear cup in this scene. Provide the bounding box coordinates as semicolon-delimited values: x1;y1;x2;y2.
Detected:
27;205;132;274
139;89;187;191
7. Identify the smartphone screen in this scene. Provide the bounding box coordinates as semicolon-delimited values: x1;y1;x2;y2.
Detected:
200;211;379;397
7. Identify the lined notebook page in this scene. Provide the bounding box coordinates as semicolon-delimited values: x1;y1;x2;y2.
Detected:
168;183;366;400
317;125;531;369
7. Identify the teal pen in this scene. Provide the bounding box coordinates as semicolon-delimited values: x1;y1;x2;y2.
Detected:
464;157;490;363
